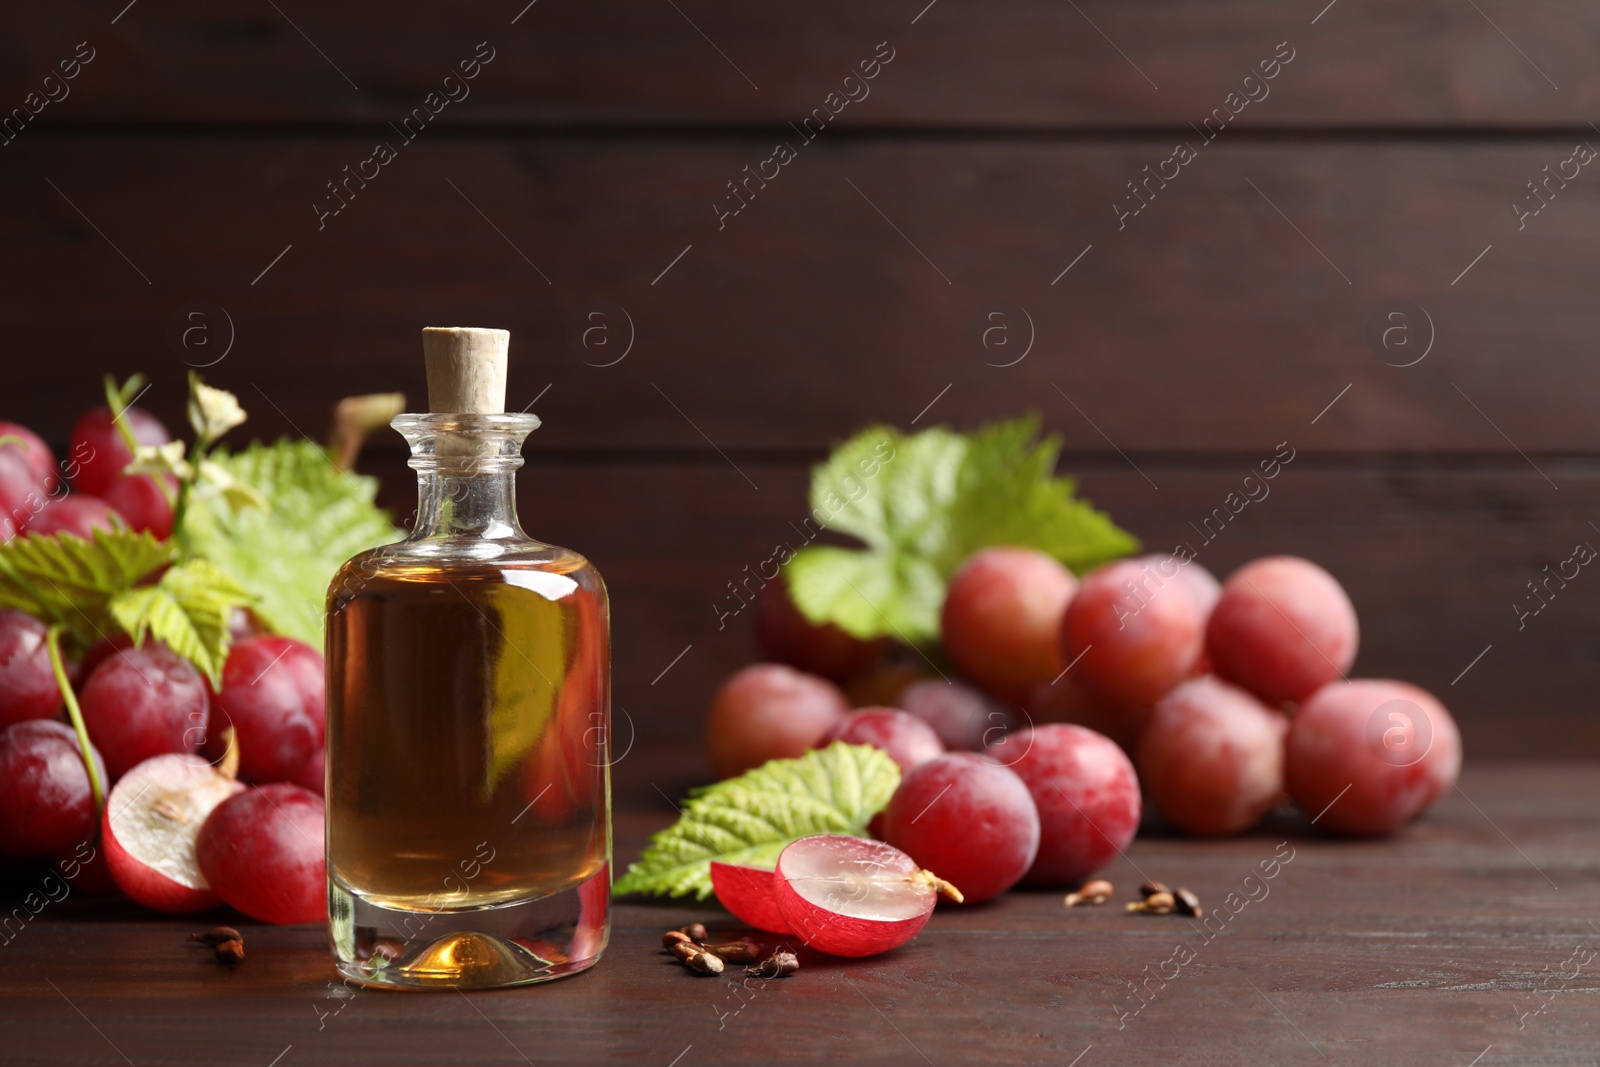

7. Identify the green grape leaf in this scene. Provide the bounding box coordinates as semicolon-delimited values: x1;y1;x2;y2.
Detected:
183;440;402;645
787;415;1138;643
613;742;901;899
108;559;253;685
0;530;174;645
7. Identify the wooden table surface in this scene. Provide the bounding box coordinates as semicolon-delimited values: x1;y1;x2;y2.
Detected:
4;760;1597;1067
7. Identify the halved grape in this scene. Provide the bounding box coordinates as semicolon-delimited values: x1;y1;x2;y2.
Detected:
772;834;960;958
710;860;793;934
102;752;244;913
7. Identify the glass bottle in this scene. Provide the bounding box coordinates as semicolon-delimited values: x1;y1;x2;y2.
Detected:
324;328;610;989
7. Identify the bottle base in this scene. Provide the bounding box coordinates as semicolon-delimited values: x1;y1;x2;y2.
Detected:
328;872;609;990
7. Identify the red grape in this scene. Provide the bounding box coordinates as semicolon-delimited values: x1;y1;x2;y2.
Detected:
755;574;888;681
1137;676;1288;836
820;708;944;772
706;664;850;778
710;860;793;934
0;421;58;493
772;834;957;957
941;547;1077;703
204;636;325;782
1285;679;1461;837
881;753;1039;903
1027;677;1150;755
990;723;1140;886
1206;556;1359;705
898;678;1013;751
196;783;325;924
81;645;211;780
102;752;244;912
27;495;121;540
103;474;175;539
56;839;118;894
0;721;106;857
293;747;326;796
1059;555;1211;708
0;610;64;727
78;633;134;683
0;450;47;535
69;403;171;497
843;661;923;708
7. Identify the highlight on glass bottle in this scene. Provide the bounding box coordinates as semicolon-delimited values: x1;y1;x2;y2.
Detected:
324;331;611;990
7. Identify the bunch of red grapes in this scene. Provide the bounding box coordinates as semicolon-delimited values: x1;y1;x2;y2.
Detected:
709;546;1461;905
0;407;325;924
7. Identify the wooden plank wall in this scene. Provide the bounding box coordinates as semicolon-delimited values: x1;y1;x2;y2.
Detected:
3;1;1597;756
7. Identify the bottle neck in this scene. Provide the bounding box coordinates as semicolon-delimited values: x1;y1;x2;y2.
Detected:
410;467;525;541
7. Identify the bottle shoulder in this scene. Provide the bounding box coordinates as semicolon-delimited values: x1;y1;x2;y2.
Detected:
329;538;607;602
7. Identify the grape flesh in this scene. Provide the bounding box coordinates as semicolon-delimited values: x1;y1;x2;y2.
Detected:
881;753;1039;903
1137;676;1287;836
706;663;849;778
0;610;64;727
204;636;325;783
755;574;888;681
69;404;171;497
897;678;1013;751
103;474;175;539
102;752;244;912
772;835;947;957
1059;555;1211;708
0;721;107;856
990;723;1141;886
196;783;326;924
80;645;210;780
1286;679;1461;836
0;421;58;493
27;495;121;540
820;708;944;772
940;547;1077;703
1206;556;1359;705
710;860;793;934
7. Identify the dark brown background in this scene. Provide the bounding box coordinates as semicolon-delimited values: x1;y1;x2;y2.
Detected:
4;0;1599;757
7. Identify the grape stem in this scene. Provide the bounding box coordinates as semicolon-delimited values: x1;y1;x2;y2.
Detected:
45;624;105;814
913;868;965;904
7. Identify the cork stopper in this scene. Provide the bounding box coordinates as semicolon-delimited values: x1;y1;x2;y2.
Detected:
422;327;508;414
